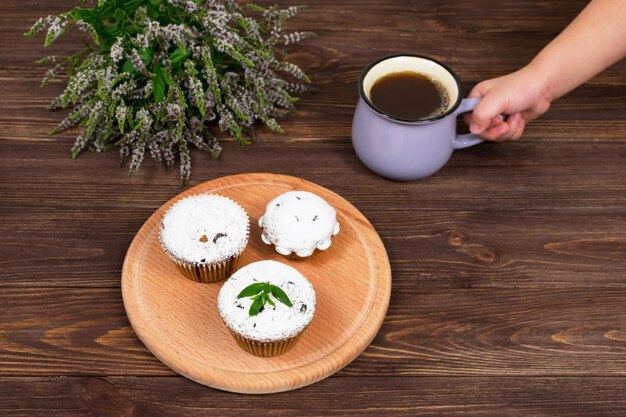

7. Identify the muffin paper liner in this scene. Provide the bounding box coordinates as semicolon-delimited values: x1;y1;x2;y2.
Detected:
171;254;242;283
230;332;303;357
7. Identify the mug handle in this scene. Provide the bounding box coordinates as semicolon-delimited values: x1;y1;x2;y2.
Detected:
452;97;483;150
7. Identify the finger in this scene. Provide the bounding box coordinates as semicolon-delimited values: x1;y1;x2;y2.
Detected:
522;109;543;123
464;84;486;125
497;113;522;141
469;94;509;135
488;115;505;128
468;88;483;99
468;81;490;99
478;122;511;141
463;113;502;128
510;118;526;140
500;116;526;141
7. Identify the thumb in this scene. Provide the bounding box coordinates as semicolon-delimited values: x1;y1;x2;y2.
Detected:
469;92;507;135
468;82;487;99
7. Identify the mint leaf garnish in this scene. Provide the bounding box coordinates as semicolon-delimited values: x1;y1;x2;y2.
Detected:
237;281;293;316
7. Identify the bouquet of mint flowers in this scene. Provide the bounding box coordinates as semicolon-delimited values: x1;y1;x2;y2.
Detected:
26;0;313;182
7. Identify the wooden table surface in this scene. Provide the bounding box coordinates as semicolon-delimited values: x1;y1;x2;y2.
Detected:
3;0;626;415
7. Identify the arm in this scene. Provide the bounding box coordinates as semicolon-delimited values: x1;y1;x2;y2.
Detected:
468;0;626;141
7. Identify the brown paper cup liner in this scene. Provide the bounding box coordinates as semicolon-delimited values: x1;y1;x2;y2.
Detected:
230;332;302;357
172;254;241;283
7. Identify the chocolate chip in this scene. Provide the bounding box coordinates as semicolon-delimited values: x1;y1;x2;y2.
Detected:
200;258;206;263
296;196;301;200
213;233;227;243
300;304;307;313
313;215;318;221
275;203;280;207
234;302;244;309
253;323;256;328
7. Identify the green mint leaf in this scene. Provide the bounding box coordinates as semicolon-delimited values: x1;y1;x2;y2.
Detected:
239;281;293;316
237;282;265;298
197;100;206;117
137;47;154;66
270;285;293;307
248;298;264;316
163;69;173;86
70;9;86;20
121;59;136;74
71;146;82;159
170;47;189;64
153;77;165;102
153;66;166;102
244;3;265;12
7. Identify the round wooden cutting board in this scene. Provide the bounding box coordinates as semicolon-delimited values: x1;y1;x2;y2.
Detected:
121;173;391;394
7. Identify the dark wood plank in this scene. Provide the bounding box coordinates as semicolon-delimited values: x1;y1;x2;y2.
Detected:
2;376;626;417
0;287;169;376
2;205;626;288
3;287;626;377
3;139;626;211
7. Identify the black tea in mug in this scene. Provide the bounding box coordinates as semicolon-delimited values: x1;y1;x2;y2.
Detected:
369;71;451;121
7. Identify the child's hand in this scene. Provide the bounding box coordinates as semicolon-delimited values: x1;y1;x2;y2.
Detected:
464;66;553;141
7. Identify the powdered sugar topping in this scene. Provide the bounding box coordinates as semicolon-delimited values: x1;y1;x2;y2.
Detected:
259;191;340;257
218;260;316;342
160;194;249;264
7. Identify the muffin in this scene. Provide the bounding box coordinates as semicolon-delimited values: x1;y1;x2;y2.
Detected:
160;194;250;283
217;260;316;357
259;191;340;259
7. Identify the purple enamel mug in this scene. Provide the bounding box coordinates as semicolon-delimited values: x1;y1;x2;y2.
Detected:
352;54;483;181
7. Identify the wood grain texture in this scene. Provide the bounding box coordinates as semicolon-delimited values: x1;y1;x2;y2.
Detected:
3;205;626;288
3;287;626;377
3;0;626;413
122;174;391;393
3;376;626;417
